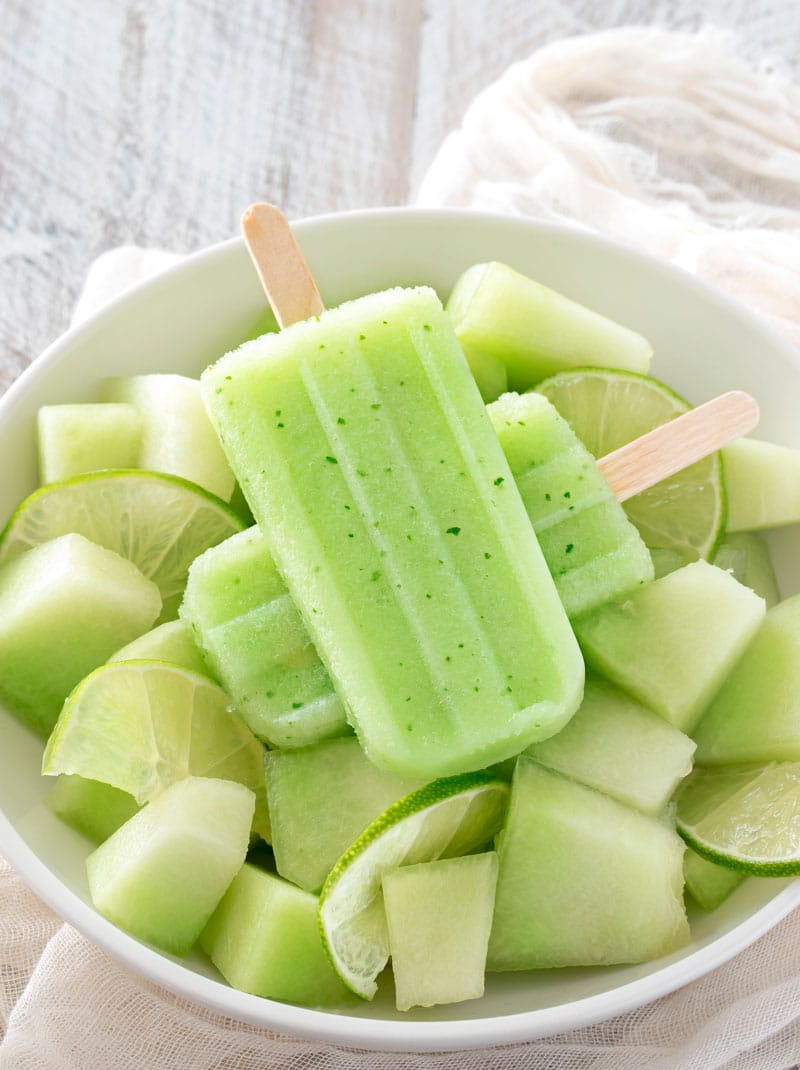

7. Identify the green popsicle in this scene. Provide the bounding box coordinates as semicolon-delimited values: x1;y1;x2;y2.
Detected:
180;527;349;748
488;390;654;617
202;215;584;778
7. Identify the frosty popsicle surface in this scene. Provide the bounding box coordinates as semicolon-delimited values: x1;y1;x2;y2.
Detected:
202;284;584;778
488;390;654;617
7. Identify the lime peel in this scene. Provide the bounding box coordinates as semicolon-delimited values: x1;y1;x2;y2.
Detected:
676;762;800;876
318;771;509;999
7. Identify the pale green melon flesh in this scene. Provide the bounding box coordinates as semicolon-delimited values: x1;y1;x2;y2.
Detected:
654;533;780;608
0;533;161;735
683;847;745;912
47;774;140;843
86;777;253;955
265;737;425;893
488;759;689;970
200;862;348;1005
723;437;800;532
712;532;780;607
108;619;212;678
693;594;800;765
383;852;498;1011
202;286;584;778
446;261;652;392
180;527;349;749
488;391;653;617
573;560;766;733
37;403;142;483
101;374;235;501
526;674;695;815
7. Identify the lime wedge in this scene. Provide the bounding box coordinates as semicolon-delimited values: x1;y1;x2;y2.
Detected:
537;369;725;562
0;470;245;619
42;660;269;841
676;762;800;875
318;772;508;999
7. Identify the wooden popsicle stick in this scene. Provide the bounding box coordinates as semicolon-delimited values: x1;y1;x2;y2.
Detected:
241;203;325;327
240;203;760;503
596;391;760;502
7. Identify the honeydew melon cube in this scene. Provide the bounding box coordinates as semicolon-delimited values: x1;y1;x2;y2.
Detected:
723;437;800;532
693;593;800;765
526;674;695;815
86;776;253;955
573;560;766;733
101;374;235;501
200;862;348;1005
383;852;498;1011
446;261;652;394
108;619;213;678
181;527;348;748
37;403;142;483
0;533;162;735
712;532;780;607
46;774;140;843
265;736;425;893
488;759;689;969
683;848;745;912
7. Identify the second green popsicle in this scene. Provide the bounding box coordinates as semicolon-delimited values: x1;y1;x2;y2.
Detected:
202;286;584;778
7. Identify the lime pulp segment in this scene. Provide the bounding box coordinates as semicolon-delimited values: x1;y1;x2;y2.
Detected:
41;660;269;840
676;762;800;875
0;469;246;620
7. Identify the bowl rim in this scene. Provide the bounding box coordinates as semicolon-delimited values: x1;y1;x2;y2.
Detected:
2;805;799;1052
2;204;799;1052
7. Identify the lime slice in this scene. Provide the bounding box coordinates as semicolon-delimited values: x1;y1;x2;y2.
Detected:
537;369;725;562
318;772;508;999
42;660;269;841
676;762;800;875
0;470;245;619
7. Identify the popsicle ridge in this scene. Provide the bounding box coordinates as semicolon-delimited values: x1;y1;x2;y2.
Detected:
296;325;524;735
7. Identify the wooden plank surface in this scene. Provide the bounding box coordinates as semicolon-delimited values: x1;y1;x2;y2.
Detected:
1;0;798;394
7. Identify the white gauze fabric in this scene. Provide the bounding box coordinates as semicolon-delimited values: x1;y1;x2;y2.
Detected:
416;26;800;352
3;25;800;1070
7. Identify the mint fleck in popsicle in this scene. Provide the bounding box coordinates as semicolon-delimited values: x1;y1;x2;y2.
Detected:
488;390;654;618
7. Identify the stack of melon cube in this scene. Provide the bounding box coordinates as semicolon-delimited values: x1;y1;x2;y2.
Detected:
1;259;799;1013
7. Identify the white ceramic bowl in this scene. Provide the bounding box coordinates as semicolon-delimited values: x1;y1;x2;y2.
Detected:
2;208;799;1053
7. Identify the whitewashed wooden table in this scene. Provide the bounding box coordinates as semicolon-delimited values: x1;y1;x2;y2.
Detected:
1;0;799;394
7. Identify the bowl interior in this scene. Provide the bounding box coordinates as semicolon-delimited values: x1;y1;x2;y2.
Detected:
2;208;799;1052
